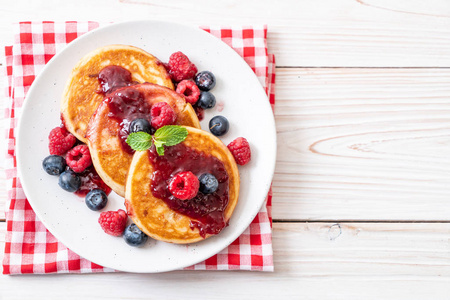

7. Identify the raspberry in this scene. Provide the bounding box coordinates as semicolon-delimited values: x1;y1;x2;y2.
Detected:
227;137;251;165
151;102;176;129
98;209;128;237
48;126;76;155
176;80;201;105
66;145;92;173
167;51;198;82
169;171;199;200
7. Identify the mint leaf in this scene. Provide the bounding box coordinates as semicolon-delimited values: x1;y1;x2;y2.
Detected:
126;132;152;151
153;139;165;156
125;125;188;155
154;125;188;147
155;144;165;156
153;139;164;148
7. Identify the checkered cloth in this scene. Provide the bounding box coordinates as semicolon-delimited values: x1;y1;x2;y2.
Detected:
2;22;276;274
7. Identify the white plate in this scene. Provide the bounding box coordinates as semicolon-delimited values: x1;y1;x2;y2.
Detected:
16;20;276;273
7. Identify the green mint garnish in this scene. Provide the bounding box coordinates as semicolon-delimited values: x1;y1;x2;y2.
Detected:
126;125;188;156
154;125;189;146
125;132;153;151
155;141;165;156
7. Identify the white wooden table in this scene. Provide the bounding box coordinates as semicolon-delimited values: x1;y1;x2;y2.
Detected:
1;1;450;299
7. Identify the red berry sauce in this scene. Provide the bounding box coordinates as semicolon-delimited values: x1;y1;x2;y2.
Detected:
74;166;112;197
97;65;136;95
193;104;204;121
105;87;152;154
148;143;230;238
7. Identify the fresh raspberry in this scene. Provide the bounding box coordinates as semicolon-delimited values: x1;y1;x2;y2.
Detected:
176;80;200;104
227;137;251;165
66;145;92;173
169;171;199;200
98;209;128;237
48;126;76;155
151;102;176;129
167;51;198;82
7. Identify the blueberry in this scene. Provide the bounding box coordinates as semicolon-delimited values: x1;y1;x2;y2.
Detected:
123;224;148;247
85;189;108;211
195;71;216;91
197;91;216;109
209;115;229;136
42;155;66;175
129;118;151;134
199;173;219;194
58;170;81;192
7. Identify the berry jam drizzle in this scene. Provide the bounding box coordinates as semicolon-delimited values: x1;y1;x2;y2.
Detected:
148;143;229;237
106;87;152;154
74;166;112;197
192;104;204;121
97;65;136;95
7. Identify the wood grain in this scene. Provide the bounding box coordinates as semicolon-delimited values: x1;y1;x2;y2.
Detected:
273;68;450;221
0;0;450;67
1;222;449;299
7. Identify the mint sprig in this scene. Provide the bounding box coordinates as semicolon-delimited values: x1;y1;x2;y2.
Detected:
126;125;188;155
154;125;189;146
125;132;152;151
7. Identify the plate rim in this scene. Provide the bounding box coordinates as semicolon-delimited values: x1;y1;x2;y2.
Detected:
16;20;277;273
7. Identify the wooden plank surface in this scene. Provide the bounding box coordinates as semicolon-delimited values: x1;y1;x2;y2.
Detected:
273;68;450;221
0;0;450;67
1;68;449;221
1;222;449;299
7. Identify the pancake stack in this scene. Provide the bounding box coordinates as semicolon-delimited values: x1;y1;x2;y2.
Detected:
61;45;239;243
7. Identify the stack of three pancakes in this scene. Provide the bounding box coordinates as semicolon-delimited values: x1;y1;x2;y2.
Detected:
61;45;239;243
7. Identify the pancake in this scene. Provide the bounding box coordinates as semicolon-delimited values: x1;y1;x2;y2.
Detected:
125;127;240;244
61;44;174;143
86;83;200;197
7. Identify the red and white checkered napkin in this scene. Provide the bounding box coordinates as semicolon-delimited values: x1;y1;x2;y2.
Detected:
2;22;276;274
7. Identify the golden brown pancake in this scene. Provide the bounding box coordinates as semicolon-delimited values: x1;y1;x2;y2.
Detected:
86;83;200;197
61;44;173;143
125;127;240;244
